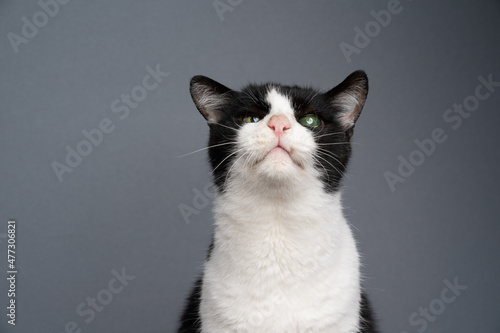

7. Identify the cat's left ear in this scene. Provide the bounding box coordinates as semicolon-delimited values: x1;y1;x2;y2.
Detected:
325;70;368;138
190;75;233;124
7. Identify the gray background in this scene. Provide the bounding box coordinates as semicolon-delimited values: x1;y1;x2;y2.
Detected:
1;1;499;332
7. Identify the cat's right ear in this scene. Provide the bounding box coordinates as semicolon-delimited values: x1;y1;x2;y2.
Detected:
190;75;233;124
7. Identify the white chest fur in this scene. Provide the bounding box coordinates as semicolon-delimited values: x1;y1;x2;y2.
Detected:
199;184;361;333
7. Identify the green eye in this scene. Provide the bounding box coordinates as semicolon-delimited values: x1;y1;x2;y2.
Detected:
243;116;261;123
299;115;321;128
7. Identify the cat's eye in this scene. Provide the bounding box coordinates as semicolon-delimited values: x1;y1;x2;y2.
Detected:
299;115;321;128
243;116;261;123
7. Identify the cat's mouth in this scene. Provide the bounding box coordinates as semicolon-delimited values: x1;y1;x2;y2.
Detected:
264;144;290;158
268;146;288;155
263;145;304;169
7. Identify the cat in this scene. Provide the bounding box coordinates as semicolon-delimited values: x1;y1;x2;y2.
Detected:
178;71;378;333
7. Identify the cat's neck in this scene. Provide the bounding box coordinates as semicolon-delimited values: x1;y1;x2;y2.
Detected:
215;178;344;227
211;175;352;269
203;176;361;333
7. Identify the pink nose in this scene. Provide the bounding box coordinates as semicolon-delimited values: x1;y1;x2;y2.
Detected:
267;114;291;138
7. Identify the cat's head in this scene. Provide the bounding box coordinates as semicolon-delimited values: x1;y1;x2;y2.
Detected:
189;71;368;194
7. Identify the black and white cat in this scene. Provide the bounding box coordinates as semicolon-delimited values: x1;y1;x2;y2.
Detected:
178;71;378;333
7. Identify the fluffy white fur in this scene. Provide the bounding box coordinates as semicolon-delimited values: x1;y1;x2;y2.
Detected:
200;89;361;333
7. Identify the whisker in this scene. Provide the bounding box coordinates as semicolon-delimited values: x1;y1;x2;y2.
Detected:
313;157;341;186
177;142;237;157
242;150;256;171
211;122;241;131
314;132;346;139
348;220;361;232
316;147;348;171
316;147;341;160
211;148;245;174
210;129;239;143
224;151;249;186
315;154;347;180
311;156;330;182
316;142;352;146
307;90;322;103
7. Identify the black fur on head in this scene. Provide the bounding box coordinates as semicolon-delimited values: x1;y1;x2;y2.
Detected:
189;71;368;193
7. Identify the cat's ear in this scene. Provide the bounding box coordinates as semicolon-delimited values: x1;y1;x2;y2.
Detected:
190;75;233;123
325;70;368;137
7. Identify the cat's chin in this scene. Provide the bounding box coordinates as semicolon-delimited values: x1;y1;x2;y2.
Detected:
253;147;304;181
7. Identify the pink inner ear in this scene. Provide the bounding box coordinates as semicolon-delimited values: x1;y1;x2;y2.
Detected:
190;75;232;123
335;91;363;131
325;70;368;132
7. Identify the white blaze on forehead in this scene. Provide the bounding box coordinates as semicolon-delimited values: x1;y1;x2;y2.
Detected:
266;88;295;117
